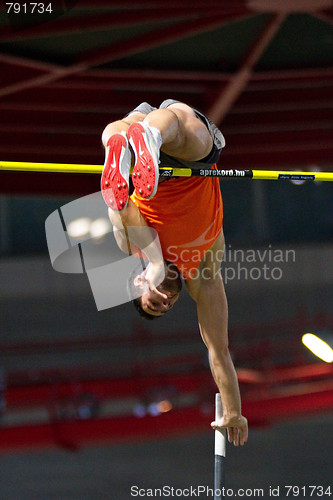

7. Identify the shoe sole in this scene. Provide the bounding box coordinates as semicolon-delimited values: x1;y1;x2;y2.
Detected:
100;133;131;211
128;122;159;200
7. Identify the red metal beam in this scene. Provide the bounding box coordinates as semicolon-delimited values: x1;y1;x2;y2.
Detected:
1;120;331;148
1;75;331;115
0;86;201;108
249;67;333;81
1;123;331;150
0;171;100;196
218;143;333;168
1;104;330;136
231;86;333;107
0;110;107;130
0;100;126;115
86;66;333;83
224;108;333;128
74;10;249;66
207;12;286;124
0;130;100;151
77;0;248;8
2;62;332;107
0;6;219;42
0;53;59;72
0;10;250;98
225;129;333;147
87;67;231;83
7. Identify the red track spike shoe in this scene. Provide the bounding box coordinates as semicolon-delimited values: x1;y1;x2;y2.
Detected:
128;122;160;200
101;132;131;211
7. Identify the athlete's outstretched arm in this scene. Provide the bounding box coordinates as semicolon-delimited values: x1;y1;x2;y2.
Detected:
185;232;248;446
108;200;167;298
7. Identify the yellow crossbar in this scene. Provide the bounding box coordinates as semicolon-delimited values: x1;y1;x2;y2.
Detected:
0;161;102;174
251;170;333;182
1;161;333;181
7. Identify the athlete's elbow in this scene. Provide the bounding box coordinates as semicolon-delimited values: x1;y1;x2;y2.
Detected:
209;342;230;365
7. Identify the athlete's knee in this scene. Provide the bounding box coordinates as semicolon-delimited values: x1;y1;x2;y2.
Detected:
123;111;147;125
101;113;147;146
101;121;122;146
166;102;196;118
144;108;184;147
160;107;212;159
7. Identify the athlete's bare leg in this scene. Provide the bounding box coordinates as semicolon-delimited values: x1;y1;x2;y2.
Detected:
102;102;214;296
102;102;213;273
102;103;213;162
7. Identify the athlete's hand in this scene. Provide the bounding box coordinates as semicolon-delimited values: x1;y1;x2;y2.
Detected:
134;262;167;299
211;415;248;446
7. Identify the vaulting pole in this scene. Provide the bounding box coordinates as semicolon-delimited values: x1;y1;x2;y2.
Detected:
1;161;333;181
214;393;226;500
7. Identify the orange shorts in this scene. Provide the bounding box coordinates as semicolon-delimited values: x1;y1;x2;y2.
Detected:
130;173;223;280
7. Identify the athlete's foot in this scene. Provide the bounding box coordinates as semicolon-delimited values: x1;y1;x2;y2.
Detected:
128;122;161;200
101;132;131;211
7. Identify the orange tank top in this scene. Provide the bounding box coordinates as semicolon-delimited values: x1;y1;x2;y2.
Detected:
130;173;223;280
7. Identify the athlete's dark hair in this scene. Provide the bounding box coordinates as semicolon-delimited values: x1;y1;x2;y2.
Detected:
127;261;182;321
132;297;159;320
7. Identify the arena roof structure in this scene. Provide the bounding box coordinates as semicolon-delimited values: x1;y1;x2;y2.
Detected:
0;0;332;195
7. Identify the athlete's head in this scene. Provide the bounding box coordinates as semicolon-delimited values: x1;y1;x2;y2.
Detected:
128;261;182;319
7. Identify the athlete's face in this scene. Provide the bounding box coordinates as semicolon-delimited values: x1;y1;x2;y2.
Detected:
141;287;180;316
140;263;182;317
